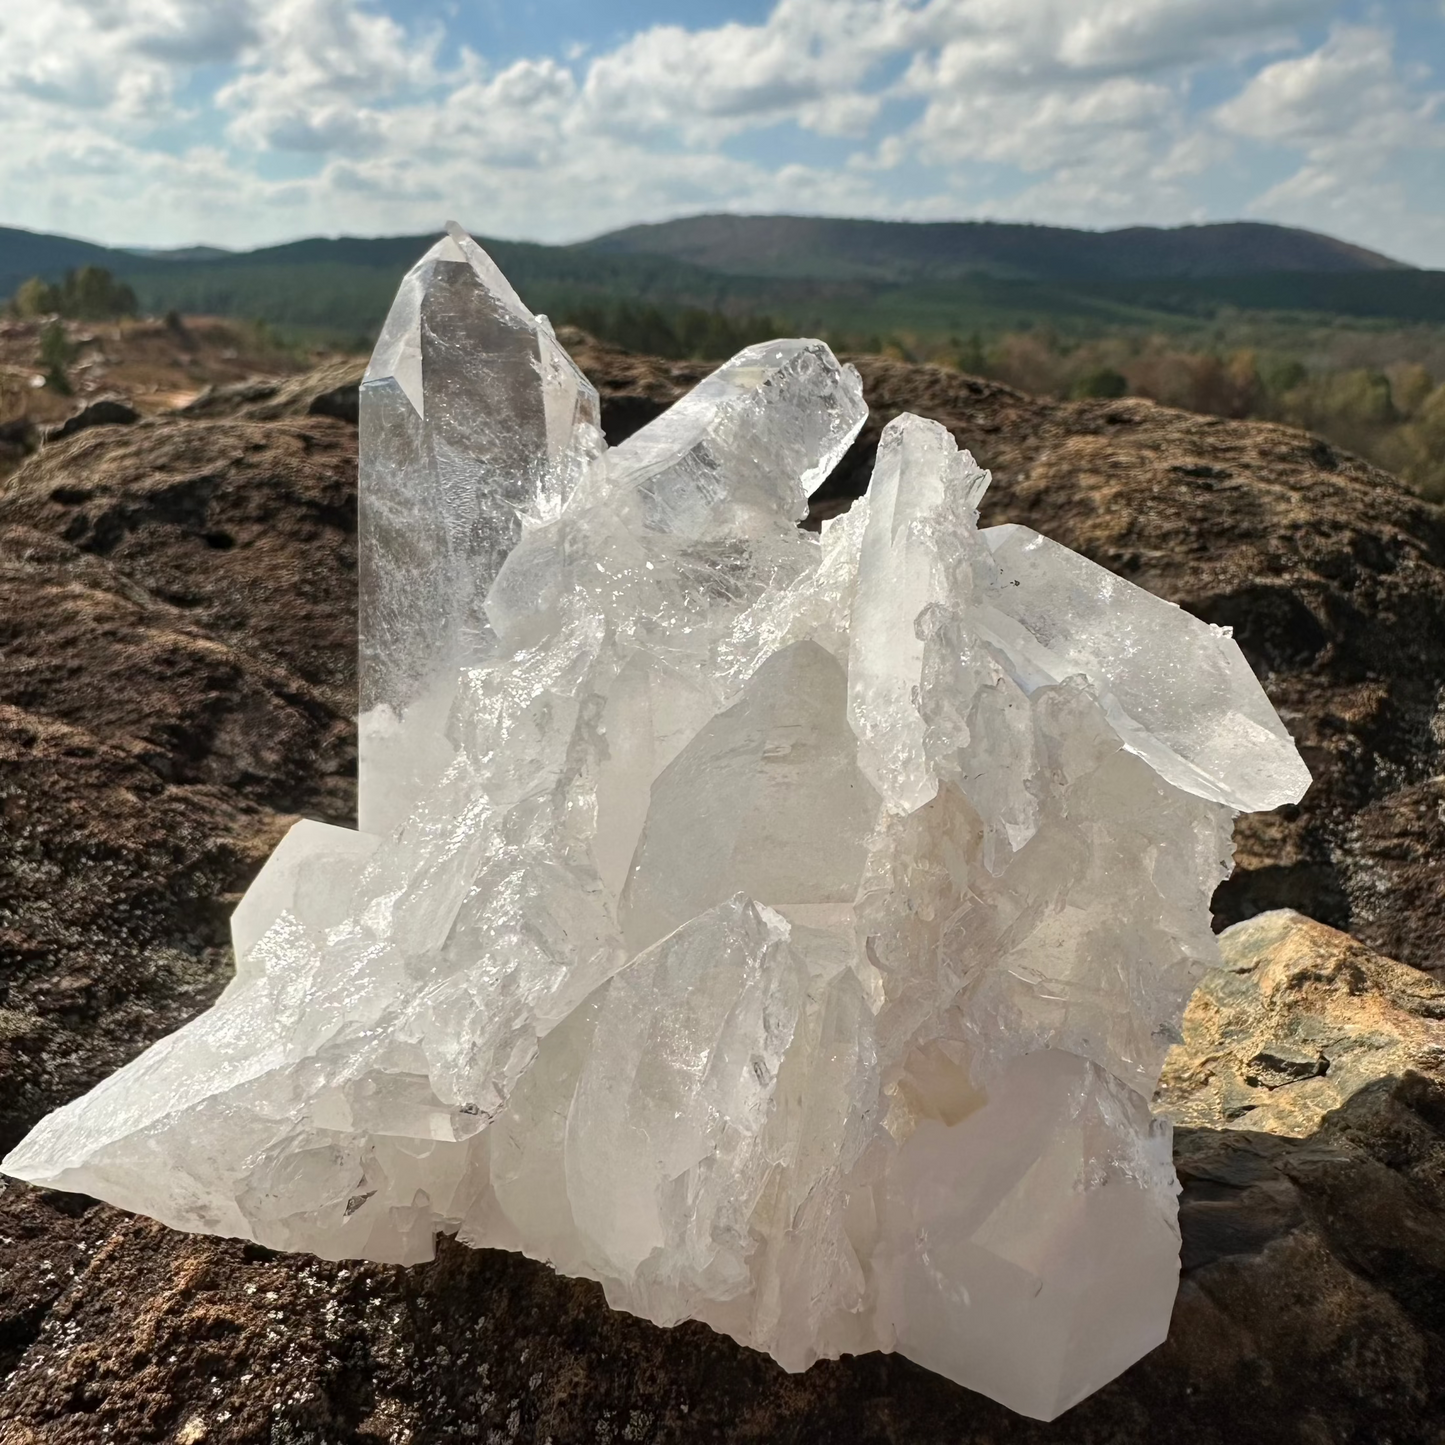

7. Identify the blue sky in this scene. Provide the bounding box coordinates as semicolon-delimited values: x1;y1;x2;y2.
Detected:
2;0;1443;264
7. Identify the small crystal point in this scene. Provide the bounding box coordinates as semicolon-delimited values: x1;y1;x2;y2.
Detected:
978;522;1313;812
601;337;867;535
2;232;1312;1421
847;413;992;815
228;818;381;984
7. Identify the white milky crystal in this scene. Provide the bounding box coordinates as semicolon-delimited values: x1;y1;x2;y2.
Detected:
619;641;882;954
228;819;380;983
3;228;1312;1422
976;523;1311;813
848;412;990;816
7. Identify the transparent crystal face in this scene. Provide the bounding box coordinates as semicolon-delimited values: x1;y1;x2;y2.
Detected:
2;228;1311;1422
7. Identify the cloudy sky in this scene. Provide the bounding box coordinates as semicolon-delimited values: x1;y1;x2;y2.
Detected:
2;0;1443;264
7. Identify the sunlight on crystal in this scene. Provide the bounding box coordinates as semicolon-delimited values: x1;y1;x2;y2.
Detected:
3;225;1310;1421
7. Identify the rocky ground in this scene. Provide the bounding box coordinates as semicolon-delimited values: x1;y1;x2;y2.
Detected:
0;316;328;483
1;339;1443;1442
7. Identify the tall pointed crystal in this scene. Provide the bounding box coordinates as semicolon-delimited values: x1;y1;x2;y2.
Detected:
359;221;603;833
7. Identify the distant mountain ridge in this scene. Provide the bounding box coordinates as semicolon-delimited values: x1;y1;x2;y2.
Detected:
0;216;1435;345
582;215;1409;282
0;226;446;298
1;214;1408;299
0;226;126;296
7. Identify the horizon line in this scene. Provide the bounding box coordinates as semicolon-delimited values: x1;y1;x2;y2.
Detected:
0;210;1414;270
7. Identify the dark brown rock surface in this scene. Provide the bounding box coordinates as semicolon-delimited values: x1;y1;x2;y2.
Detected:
0;417;357;1156
2;350;1444;1443
177;358;366;427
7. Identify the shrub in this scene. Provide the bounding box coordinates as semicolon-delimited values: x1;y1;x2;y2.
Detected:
38;321;77;394
951;333;988;375
12;277;62;318
1070;366;1128;400
1395;382;1445;502
1260;357;1308;395
1386;362;1434;418
987;332;1071;396
1274;368;1396;438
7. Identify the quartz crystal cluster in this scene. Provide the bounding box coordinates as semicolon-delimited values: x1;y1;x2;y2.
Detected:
3;225;1311;1421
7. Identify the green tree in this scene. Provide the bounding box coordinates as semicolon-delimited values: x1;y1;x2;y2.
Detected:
61;266;138;320
952;332;988;375
1260;357;1308;395
1397;382;1445;502
12;277;62;318
11;267;138;322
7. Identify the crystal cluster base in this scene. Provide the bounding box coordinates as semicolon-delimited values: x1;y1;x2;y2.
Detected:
3;225;1310;1421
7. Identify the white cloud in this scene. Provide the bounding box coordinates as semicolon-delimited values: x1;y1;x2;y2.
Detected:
888;1;1316;227
1048;0;1328;72
572;0;903;143
0;0;1442;265
1217;23;1434;153
0;1;260;119
1215;24;1445;258
218;0;441;152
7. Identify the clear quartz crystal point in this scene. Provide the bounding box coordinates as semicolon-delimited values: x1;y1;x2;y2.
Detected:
3;231;1311;1422
359;220;603;833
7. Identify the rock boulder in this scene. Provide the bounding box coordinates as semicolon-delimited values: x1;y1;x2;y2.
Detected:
2;349;1443;1441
